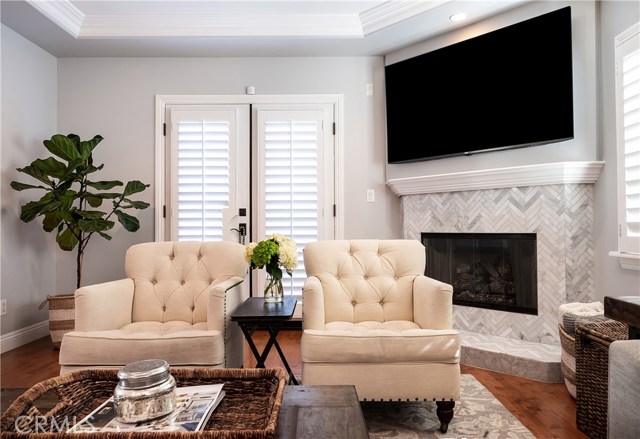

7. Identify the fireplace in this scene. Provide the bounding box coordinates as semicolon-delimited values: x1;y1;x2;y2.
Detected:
422;233;537;315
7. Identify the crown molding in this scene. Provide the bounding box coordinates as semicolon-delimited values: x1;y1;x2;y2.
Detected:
79;13;364;38
26;0;83;38
386;161;605;196
360;0;450;35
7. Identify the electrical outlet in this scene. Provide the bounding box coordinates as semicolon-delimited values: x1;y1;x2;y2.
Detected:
1;299;7;316
366;189;375;203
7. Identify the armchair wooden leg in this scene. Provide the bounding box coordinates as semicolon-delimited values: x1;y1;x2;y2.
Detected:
436;400;455;433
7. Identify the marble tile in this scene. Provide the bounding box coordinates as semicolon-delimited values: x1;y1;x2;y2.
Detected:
403;183;595;345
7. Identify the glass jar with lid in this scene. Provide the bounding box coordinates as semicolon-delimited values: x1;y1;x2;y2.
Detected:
113;359;176;423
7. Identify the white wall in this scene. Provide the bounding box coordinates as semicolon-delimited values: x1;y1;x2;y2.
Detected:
56;56;400;293
384;1;598;180
1;25;57;335
595;1;640;300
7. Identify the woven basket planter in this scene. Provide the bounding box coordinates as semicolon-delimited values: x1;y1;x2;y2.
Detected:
558;324;576;399
39;294;75;348
575;319;628;439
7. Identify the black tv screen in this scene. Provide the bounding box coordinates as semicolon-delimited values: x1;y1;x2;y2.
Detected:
385;7;574;164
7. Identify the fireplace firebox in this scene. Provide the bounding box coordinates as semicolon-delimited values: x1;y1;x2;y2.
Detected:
422;233;537;315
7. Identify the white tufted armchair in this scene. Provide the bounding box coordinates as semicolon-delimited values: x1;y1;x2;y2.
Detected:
59;241;248;374
301;239;460;433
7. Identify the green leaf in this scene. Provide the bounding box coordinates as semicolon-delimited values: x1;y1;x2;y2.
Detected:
56;227;78;251
77;210;106;219
43;134;80;162
78;218;115;233
85;195;103;208
98;231;112;240
10;181;47;191
15;164;52;186
123;180;150;196
42;211;64;232
78;135;103;160
115;210;140;232
85;180;122;190
126;200;151;210
19;197;60;223
31;157;68;179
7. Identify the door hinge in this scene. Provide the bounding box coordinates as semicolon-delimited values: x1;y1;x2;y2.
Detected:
163;205;166;218
333;122;336;135
333;204;336;217
163;123;166;136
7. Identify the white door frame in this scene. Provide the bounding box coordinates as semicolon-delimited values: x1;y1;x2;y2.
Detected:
154;94;344;242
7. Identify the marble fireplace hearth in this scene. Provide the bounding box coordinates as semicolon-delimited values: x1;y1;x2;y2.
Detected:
387;161;604;382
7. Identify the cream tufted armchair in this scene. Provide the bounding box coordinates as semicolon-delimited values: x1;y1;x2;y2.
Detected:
301;239;460;433
59;241;248;374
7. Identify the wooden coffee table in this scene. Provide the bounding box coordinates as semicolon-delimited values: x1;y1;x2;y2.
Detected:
275;385;369;439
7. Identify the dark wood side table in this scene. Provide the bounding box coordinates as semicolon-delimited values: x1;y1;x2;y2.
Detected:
604;295;640;339
230;296;299;384
275;385;369;439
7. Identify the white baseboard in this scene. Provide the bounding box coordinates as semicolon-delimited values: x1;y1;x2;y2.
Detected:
0;320;49;354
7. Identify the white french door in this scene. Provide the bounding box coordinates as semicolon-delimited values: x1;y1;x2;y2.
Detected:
252;104;335;297
158;96;339;300
165;105;250;243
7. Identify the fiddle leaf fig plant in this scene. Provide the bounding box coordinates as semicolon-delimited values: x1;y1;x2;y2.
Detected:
10;133;150;288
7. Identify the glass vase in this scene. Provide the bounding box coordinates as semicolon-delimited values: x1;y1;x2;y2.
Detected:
264;275;284;303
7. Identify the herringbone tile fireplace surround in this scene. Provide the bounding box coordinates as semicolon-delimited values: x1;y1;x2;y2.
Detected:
388;161;604;346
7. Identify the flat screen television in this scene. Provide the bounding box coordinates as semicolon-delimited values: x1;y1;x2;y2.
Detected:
385;6;574;164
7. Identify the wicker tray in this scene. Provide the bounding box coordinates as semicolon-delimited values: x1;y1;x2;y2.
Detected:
1;368;286;439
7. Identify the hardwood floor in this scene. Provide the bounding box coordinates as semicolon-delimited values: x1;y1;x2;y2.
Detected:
1;332;586;438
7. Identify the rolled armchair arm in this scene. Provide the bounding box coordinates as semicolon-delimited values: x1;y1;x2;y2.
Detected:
207;276;246;331
302;276;325;330
75;279;134;331
413;275;454;330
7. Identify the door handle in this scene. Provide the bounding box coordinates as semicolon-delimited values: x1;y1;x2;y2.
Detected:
231;223;247;245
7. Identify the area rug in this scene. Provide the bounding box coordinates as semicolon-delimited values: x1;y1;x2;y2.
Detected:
361;374;535;439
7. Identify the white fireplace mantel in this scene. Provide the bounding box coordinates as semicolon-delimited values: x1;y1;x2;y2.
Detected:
386;161;605;196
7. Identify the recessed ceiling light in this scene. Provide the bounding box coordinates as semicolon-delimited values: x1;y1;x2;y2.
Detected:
449;13;467;22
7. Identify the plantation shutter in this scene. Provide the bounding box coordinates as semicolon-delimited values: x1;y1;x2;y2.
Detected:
622;48;640;243
166;107;248;242
255;106;334;296
176;119;229;241
615;24;640;256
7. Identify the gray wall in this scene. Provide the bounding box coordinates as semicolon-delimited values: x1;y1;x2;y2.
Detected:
1;25;58;334
595;1;640;300
2;1;638;340
384;1;599;181
384;0;639;301
55;56;399;295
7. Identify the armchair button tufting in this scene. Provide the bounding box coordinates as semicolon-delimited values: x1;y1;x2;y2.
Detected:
351;301;357;306
151;279;157;284
191;306;195;311
181;280;185;285
162;306;167;311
